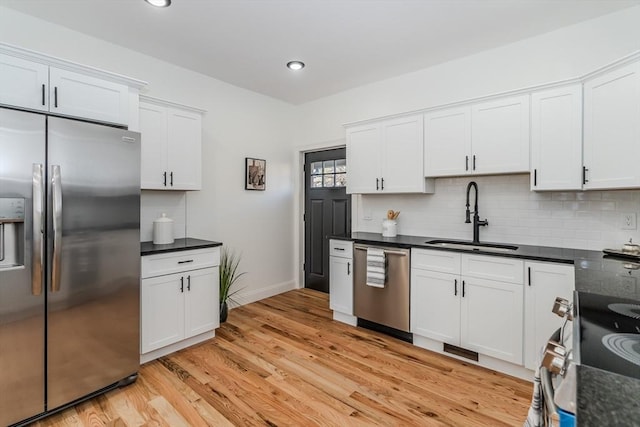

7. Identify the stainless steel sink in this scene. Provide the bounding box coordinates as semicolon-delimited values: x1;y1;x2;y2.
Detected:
424;239;518;253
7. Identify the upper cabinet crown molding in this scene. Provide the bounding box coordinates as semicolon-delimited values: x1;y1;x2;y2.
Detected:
0;42;147;89
139;94;206;114
342;49;640;129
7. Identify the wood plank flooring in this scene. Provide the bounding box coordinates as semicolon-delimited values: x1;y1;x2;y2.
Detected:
33;289;532;426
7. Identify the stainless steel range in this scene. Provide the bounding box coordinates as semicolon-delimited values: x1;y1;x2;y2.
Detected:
574;292;640;379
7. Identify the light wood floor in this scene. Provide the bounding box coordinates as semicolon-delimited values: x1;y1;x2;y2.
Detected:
34;289;532;426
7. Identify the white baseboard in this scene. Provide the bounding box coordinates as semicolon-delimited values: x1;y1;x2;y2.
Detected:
333;311;357;326
140;330;215;364
413;335;534;382
230;280;297;307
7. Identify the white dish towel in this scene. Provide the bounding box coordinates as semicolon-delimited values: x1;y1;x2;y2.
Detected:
366;247;386;288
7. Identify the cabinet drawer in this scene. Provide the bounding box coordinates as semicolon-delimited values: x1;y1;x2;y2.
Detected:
330;240;353;259
411;249;461;274
142;247;220;278
462;254;523;284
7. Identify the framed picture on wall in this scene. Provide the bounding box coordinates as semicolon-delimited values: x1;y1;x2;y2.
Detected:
245;157;266;191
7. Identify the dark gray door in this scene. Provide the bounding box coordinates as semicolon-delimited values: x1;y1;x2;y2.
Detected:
304;148;350;293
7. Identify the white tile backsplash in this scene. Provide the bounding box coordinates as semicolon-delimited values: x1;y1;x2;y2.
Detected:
140;191;187;242
355;174;640;251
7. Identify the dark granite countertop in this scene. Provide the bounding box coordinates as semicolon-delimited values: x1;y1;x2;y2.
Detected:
331;232;640;423
141;237;222;256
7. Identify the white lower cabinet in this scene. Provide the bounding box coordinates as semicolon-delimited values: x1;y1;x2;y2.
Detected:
329;240;354;323
524;261;575;370
141;247;220;361
411;249;524;365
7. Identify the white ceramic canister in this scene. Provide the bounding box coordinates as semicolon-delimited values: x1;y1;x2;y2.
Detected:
382;219;397;237
153;213;174;244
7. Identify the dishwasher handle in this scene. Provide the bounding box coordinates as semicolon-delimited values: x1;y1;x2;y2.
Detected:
354;246;408;256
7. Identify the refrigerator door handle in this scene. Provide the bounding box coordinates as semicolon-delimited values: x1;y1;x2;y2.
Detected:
52;165;62;292
32;163;45;296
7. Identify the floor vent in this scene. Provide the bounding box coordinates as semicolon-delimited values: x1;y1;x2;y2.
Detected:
443;343;479;361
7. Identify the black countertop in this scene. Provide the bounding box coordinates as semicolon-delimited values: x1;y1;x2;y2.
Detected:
140;237;222;256
331;232;640;423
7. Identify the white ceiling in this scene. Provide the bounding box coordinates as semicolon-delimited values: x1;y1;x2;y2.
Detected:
2;0;638;104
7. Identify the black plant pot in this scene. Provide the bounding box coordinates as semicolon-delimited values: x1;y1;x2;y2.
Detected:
220;301;228;323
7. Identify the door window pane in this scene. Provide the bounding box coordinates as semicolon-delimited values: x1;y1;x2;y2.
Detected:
308;158;346;189
311;161;323;175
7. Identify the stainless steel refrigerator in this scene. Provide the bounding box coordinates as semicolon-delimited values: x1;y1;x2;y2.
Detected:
0;107;140;426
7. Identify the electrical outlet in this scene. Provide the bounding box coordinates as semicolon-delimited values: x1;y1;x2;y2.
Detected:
621;212;637;230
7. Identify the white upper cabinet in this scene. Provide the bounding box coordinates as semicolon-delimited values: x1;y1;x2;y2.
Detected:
471;94;530;175
583;61;640;190
0;53;49;112
346;122;381;193
346;114;433;194
530;85;583;191
424;106;471;176
424;94;530;178
49;67;129;126
0;47;143;126
139;97;204;191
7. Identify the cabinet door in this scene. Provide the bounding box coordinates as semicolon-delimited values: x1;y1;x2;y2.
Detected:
0;54;49;112
329;256;353;315
583;61;640;189
167;107;202;190
346;123;381;194
410;269;461;345
139;101;169;190
531;85;583;191
185;267;219;338
460;277;523;364
49;67;129;126
471;94;530;175
141;274;185;353
381;115;425;192
524;262;575;370
424;106;471;177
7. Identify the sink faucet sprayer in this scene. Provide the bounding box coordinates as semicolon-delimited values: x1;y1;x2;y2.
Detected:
465;181;488;244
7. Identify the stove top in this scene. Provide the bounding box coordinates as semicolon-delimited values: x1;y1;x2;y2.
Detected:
576;292;640;379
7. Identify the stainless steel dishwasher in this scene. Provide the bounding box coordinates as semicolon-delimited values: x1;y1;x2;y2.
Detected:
353;244;411;339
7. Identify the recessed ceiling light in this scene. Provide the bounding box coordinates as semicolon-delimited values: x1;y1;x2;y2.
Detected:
287;61;305;71
144;0;171;7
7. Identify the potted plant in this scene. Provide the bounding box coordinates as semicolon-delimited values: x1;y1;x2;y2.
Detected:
219;247;245;323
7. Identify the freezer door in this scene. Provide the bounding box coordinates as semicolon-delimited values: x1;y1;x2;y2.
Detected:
0;108;46;426
47;117;140;410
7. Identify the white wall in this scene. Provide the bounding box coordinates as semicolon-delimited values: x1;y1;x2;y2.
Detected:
0;6;297;303
292;6;640;262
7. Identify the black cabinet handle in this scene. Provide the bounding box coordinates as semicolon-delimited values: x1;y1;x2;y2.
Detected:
54;87;58;108
376;178;379;191
454;279;458;296
170;171;174;186
583;166;588;184
465;155;469;171
178;259;194;264
462;280;466;297
187;275;191;291
528;267;531;287
472;155;476;171
381;177;384;190
163;171;167;186
42;84;45;106
534;169;537;186
347;262;351;275
180;276;184;293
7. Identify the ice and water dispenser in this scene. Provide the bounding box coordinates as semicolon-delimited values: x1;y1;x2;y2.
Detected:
0;198;25;269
